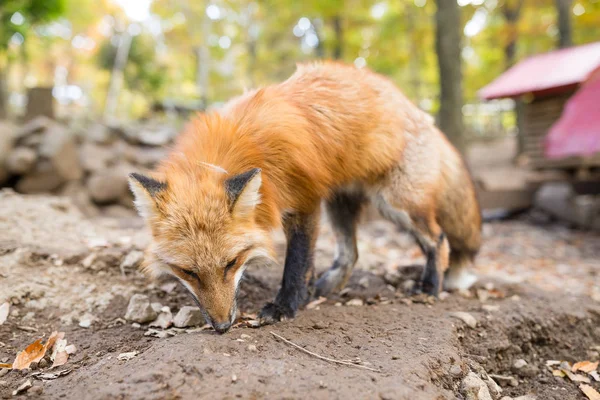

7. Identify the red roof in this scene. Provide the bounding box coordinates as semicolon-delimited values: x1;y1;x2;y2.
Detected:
545;67;600;159
479;41;600;100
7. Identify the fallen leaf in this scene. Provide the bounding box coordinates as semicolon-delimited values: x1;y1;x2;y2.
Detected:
13;331;61;370
552;369;566;377
562;368;591;383
12;379;32;396
306;297;327;310
117;351;138;361
50;336;69;368
32;369;72;380
546;360;562;367
0;363;12;369
573;361;599;373
0;302;9;325
590;371;600;382
580;384;600;400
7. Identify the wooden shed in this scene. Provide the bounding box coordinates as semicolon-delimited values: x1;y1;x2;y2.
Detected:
479;41;600;173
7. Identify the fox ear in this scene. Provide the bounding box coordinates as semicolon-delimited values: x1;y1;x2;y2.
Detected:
128;173;167;219
225;168;262;217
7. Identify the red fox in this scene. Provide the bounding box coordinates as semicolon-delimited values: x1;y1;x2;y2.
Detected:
129;62;481;333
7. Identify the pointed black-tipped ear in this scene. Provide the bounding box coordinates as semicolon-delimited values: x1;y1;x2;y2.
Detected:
225;168;262;217
128;173;167;219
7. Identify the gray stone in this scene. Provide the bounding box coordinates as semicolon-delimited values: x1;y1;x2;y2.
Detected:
120;250;144;273
461;372;493;400
87;170;129;204
173;306;205;328
6;147;37;175
512;359;527;369
16;161;64;193
124;294;157;323
79;142;114;172
38;124;83;181
149;307;173;329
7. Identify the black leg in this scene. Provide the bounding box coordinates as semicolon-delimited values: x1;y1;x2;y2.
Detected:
314;190;366;297
259;208;320;325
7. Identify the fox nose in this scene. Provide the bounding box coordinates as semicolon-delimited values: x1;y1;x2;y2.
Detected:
213;321;232;334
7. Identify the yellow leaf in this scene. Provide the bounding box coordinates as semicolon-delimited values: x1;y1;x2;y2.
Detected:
0;363;12;369
12;331;60;370
573;361;599;373
580;384;600;400
562;369;591;383
552;369;566;377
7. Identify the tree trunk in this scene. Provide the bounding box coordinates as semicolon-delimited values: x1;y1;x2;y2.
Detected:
435;0;465;154
555;0;573;48
503;0;525;157
197;11;210;108
331;16;343;60
0;65;7;119
104;31;132;121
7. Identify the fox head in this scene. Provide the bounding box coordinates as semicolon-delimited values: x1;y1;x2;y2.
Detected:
128;166;274;333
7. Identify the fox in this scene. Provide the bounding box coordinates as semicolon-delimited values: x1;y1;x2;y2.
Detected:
128;62;482;334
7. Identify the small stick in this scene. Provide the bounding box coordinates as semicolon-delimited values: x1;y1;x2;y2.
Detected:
270;331;380;373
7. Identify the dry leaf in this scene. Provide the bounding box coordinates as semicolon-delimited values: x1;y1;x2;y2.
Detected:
306;297;327;310
0;302;9;325
0;363;12;369
590;371;600;382
51;338;69;368
562;368;591;383
573;361;599;373
32;369;72;380
580;384;600;400
553;369;566;377
546;360;561;367
13;331;60;370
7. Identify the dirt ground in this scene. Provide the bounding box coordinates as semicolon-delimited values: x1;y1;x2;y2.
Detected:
1;189;599;400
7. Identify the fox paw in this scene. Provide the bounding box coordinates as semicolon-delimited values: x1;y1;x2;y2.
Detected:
314;268;348;298
258;302;295;326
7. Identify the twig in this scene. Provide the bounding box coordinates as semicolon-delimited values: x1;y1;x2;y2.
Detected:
270;331;380;373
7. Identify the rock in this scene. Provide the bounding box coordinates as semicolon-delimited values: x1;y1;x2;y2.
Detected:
346;298;364;307
450;312;477;329
149;307;173;329
515;364;538;378
123;145;167;168
15;116;53;140
247;344;257;352
449;364;463;378
37;359;48;369
117;351;138;361
16;161;64;193
30;385;43;395
512;359;527;369
137;126;176;146
87;170;129;204
79;142;114;172
461;372;493;400
12;379;32;396
513;395;537;400
38;124;83;181
59;181;100;217
489;374;519;387
485;376;502;398
0;126;15;183
87;123;114;144
5;147;37;175
120;250;144;274
173;306;204;328
124;294;157;323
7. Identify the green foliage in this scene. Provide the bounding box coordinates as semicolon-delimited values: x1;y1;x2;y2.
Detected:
97;34;166;97
0;0;66;50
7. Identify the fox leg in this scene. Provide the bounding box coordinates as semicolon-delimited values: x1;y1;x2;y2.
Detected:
259;206;320;325
375;193;449;296
314;190;367;297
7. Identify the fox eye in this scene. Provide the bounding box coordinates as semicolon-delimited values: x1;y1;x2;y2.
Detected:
224;258;238;275
180;268;197;278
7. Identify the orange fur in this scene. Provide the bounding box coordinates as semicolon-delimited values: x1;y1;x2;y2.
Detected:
132;61;481;328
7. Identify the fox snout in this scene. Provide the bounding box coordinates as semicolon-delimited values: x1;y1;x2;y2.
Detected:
209;319;233;334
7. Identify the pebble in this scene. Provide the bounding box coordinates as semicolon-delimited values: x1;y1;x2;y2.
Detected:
247;344;257;352
346;299;364;307
461;372;493;400
450;312;477;329
512;359;527;369
173;306;204;328
149;307;173;330
12;379;32;396
124;294;157;324
449;364;463;377
30;385;44;395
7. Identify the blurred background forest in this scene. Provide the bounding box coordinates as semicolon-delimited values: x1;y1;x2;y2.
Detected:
1;0;599;143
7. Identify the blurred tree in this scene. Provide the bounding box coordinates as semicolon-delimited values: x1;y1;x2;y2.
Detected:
555;0;573;48
0;0;66;118
97;34;166;102
435;0;465;154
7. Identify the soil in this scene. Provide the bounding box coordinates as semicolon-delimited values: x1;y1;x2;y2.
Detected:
0;189;599;400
